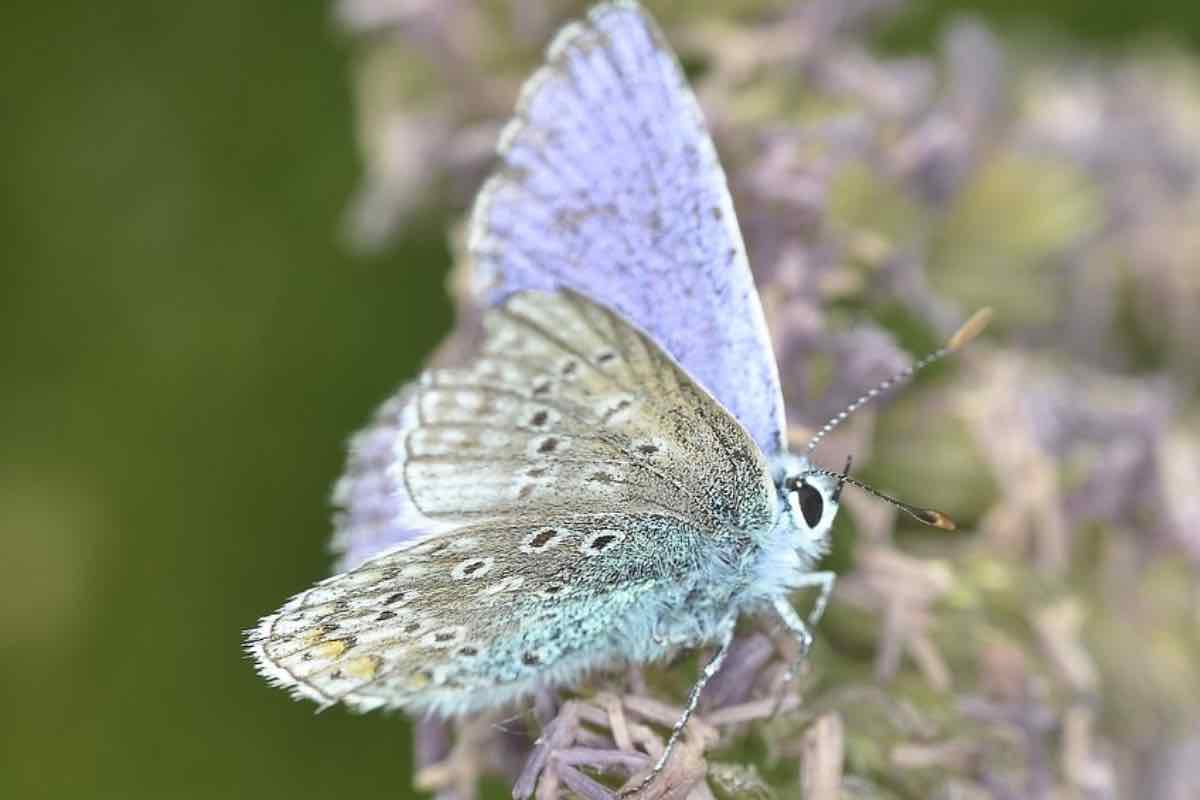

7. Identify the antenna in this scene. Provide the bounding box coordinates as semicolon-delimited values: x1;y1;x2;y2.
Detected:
803;307;993;456
810;468;957;530
831;454;852;503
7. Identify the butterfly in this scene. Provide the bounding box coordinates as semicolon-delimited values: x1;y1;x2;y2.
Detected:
247;1;986;794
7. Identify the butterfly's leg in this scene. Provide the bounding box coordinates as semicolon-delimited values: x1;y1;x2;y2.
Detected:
794;570;836;631
771;571;835;709
622;618;736;798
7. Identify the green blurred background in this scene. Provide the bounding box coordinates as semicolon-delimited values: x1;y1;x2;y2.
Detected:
2;1;1198;798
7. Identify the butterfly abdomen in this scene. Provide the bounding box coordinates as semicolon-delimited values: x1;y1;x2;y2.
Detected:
404;554;752;717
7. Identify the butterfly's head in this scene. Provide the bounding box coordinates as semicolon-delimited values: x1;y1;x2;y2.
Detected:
770;453;843;554
783;469;841;545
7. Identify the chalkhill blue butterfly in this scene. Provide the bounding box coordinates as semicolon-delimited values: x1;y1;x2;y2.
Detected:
247;1;990;796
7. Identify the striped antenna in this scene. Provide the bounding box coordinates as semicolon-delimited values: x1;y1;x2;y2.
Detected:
803;307;992;456
809;468;957;530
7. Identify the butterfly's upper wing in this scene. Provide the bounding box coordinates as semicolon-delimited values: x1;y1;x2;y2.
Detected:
252;290;779;712
331;288;777;568
332;3;785;568
469;2;786;455
403;290;775;531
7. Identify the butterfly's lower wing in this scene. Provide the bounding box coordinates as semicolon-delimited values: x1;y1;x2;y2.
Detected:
251;511;734;714
469;2;786;455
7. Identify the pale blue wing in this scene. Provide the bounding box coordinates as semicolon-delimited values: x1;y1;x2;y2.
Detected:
468;1;786;454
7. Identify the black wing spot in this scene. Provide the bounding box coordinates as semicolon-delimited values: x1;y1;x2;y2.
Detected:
590;534;617;551
528;529;558;549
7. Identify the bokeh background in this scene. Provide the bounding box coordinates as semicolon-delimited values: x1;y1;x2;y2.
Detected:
3;1;1200;798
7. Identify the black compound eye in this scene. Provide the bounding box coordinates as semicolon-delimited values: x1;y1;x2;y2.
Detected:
794;481;824;528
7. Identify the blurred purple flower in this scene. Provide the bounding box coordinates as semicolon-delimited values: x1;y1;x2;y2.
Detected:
328;1;1200;797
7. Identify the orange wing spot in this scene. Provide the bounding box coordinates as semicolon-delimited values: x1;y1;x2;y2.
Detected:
313;639;349;659
344;655;383;679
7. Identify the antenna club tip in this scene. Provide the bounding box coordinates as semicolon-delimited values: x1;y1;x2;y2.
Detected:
947;307;994;352
918;509;958;531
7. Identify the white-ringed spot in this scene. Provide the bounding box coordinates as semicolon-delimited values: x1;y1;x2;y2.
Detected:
528;435;569;458
580;529;626;556
520;527;570;554
451;557;495;580
524;406;557;431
